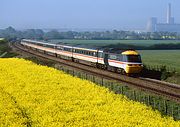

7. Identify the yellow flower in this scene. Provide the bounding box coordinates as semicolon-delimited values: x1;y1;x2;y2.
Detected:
0;58;179;127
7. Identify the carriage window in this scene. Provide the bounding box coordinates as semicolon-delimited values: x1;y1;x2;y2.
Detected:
87;51;90;55
46;45;54;48
84;51;87;55
117;55;123;61
122;55;127;62
64;47;72;52
58;46;63;50
77;49;80;53
98;52;103;58
109;54;117;60
93;52;97;57
91;52;95;56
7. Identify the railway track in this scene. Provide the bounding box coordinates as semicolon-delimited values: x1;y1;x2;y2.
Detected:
11;42;180;103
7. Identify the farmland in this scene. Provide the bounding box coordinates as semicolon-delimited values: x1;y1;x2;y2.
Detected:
138;50;180;84
0;58;179;126
139;50;180;72
50;39;180;47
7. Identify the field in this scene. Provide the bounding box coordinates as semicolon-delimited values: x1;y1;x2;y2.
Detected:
0;58;179;126
139;50;180;72
138;50;180;84
50;39;180;47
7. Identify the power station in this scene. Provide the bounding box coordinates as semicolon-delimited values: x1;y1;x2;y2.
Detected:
147;3;180;33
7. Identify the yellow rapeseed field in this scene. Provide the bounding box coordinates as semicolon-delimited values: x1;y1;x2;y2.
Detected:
0;58;179;127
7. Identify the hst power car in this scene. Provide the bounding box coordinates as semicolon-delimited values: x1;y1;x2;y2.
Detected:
21;39;143;75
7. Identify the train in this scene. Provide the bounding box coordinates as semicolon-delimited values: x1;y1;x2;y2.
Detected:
20;39;143;75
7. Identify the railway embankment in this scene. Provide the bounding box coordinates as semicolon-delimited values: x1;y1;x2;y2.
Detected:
0;39;18;58
10;42;180;120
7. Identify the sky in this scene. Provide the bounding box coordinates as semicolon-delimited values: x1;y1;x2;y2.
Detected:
1;0;180;30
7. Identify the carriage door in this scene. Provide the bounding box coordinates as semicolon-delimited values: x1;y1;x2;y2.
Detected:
104;53;109;66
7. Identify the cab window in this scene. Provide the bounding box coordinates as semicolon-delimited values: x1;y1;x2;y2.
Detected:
124;55;141;62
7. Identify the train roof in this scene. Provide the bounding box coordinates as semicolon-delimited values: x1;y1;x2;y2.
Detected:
121;50;139;55
21;39;137;54
22;39;55;46
22;39;101;52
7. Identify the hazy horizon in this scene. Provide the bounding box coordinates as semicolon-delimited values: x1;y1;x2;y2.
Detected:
1;0;180;30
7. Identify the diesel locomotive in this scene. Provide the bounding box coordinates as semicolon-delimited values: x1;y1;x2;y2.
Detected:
21;39;143;75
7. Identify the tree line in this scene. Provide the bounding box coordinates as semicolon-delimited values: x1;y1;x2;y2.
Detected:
102;43;180;50
1;26;180;41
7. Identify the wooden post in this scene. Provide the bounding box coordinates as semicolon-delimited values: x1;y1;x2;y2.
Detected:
86;73;87;80
147;95;150;105
101;78;104;86
164;100;168;115
178;106;180;120
153;97;156;108
171;104;174;117
93;76;95;83
133;90;136;100
121;86;124;94
73;70;74;76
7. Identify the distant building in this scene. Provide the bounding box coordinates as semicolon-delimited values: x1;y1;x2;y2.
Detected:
147;17;157;32
147;3;180;33
156;23;180;33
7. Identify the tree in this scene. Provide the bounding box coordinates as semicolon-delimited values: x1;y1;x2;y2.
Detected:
43;30;63;40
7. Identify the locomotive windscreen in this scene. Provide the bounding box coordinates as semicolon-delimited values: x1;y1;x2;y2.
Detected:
126;55;141;63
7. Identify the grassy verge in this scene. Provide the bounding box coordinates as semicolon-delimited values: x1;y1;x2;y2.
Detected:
0;40;18;58
139;50;180;84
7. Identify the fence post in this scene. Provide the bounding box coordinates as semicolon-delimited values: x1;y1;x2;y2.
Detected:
93;76;95;83
171;104;174;117
111;83;114;91
148;95;150;105
79;72;81;78
178;106;180;120
133;90;136;100
73;70;74;76
153;97;156;108
164;100;168;115
138;92;141;102
116;86;120;94
121;86;124;94
158;100;161;111
101;78;104;86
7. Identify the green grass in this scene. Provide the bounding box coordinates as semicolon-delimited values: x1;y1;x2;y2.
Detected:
2;52;19;58
50;39;180;47
0;41;8;53
138;50;180;72
0;41;18;58
139;50;180;84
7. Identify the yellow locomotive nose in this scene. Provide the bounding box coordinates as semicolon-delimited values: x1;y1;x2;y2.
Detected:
125;64;143;74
